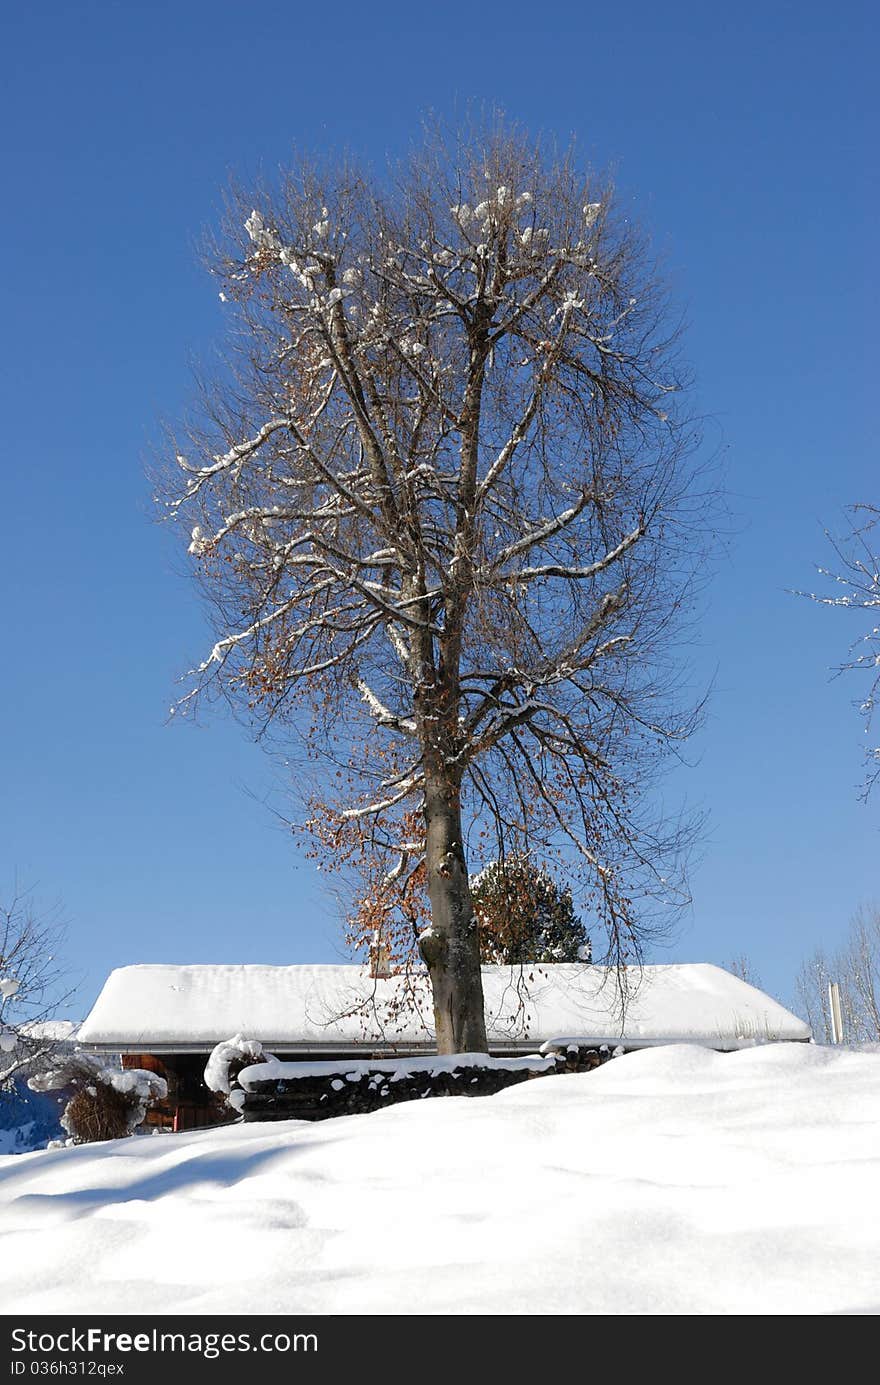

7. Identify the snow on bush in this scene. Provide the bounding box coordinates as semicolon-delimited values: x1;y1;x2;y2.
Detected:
204;1034;265;1098
28;1050;167;1143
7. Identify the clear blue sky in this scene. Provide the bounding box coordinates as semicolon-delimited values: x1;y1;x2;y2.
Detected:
1;0;875;1018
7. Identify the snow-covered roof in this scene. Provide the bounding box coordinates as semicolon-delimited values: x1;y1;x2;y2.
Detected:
19;1020;79;1043
78;963;810;1053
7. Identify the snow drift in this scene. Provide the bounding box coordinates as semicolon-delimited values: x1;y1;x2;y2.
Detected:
0;1042;876;1315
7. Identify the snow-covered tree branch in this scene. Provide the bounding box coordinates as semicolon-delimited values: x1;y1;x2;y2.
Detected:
0;887;75;1086
805;504;880;797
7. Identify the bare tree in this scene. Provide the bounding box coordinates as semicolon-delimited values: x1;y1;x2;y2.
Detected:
839;904;880;1041
0;887;75;1085
161;119;709;1052
804;504;880;797
725;954;762;988
795;904;880;1044
794;949;834;1044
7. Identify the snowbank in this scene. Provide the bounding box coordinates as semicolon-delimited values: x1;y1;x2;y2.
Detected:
0;1042;876;1315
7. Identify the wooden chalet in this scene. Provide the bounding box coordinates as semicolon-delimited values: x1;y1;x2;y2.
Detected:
77;961;811;1131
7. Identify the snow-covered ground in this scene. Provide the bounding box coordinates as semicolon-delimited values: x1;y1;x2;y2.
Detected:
0;1043;877;1315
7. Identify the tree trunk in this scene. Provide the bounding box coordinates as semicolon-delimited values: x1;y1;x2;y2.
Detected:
419;772;488;1054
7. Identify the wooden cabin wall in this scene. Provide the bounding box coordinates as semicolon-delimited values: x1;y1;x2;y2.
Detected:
121;1052;234;1132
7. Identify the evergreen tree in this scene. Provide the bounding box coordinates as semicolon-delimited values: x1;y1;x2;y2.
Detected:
471;855;591;964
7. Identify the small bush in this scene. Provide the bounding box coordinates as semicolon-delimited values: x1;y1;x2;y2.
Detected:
29;1051;167;1144
62;1083;135;1143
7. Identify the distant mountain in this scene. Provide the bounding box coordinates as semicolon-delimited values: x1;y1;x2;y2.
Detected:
0;1080;65;1154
